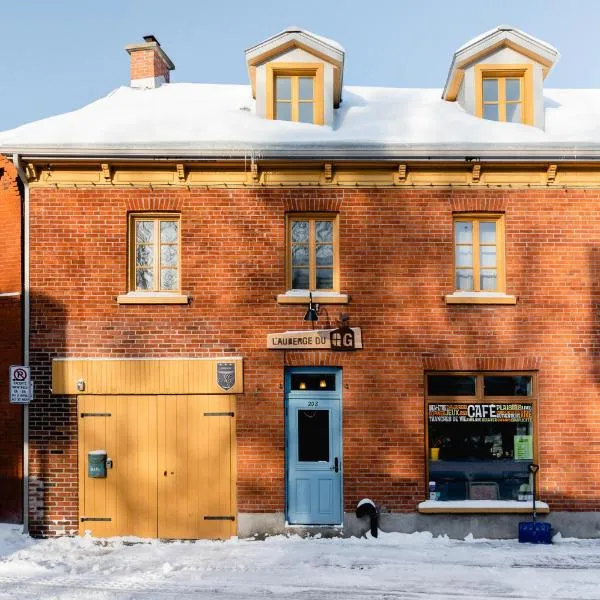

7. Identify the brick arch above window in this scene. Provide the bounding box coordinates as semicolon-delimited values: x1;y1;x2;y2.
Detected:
125;196;183;212
422;356;542;372
284;351;350;367
449;195;508;213
280;196;343;213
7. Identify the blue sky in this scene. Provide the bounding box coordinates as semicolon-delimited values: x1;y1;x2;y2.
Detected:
1;0;598;130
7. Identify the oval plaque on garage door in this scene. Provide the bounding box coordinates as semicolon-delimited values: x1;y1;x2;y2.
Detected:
217;362;236;391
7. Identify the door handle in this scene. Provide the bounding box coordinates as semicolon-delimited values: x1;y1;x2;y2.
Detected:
334;457;339;473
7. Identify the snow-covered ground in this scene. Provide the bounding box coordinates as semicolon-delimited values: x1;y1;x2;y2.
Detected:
1;524;599;599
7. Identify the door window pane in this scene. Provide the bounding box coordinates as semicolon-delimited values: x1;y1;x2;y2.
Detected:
298;410;329;462
291;374;336;391
427;375;476;396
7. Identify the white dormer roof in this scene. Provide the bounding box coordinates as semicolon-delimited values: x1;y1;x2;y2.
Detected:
245;26;345;107
443;25;560;101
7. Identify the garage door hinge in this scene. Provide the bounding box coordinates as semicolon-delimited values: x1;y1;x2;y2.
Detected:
204;516;235;521
80;412;112;418
203;412;235;417
81;517;112;522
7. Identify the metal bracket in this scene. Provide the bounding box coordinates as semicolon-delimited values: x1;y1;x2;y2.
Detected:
81;517;112;522
80;412;112;418
204;516;235;521
203;412;235;417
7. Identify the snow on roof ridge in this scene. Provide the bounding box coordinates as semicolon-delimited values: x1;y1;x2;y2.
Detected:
253;26;345;54
456;24;558;55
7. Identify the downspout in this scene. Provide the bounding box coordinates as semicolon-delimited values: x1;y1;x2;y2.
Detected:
12;153;29;535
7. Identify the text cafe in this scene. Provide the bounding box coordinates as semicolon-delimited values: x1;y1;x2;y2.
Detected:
425;372;536;502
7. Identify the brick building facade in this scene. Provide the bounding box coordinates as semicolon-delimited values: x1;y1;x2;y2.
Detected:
3;26;600;538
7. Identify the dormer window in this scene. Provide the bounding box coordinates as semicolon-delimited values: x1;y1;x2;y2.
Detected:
267;64;324;124
442;26;559;130
475;65;533;125
245;27;344;127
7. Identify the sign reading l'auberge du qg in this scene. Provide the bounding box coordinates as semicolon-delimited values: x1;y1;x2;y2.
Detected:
9;365;33;404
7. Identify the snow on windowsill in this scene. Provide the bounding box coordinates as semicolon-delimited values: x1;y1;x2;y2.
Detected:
277;291;349;304
418;500;550;514
445;292;517;305
117;292;189;305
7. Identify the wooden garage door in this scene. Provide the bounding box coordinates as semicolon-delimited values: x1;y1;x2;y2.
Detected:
78;395;236;539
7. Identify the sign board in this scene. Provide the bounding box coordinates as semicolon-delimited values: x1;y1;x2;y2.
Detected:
216;362;236;391
9;365;33;404
267;328;362;350
428;403;533;424
514;435;533;460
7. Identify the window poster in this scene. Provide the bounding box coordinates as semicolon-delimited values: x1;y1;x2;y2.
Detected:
428;403;533;423
514;435;533;460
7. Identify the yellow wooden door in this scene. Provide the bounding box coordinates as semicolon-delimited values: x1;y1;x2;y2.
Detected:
78;395;159;537
157;395;236;539
79;394;236;539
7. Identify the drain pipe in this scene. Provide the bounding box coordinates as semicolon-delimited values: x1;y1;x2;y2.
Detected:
13;153;29;535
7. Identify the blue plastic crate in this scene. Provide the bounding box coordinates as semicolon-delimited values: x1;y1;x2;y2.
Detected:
518;521;552;544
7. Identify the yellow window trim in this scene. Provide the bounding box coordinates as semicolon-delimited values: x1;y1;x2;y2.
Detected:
453;213;506;294
475;63;533;126
266;62;324;125
128;212;181;295
285;212;340;293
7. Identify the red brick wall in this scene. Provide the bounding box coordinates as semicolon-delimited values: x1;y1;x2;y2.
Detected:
27;185;600;535
0;156;23;523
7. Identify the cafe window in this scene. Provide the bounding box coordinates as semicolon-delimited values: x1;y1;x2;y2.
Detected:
426;372;536;502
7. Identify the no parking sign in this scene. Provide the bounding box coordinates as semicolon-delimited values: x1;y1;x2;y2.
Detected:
9;365;33;404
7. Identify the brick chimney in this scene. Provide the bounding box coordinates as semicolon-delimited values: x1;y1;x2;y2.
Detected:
125;35;175;89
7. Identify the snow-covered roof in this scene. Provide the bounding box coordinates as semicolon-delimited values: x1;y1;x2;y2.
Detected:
2;83;600;159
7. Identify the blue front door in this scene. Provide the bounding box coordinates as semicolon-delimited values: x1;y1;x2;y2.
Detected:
286;368;342;525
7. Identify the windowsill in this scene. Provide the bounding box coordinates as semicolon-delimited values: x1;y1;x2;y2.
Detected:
418;500;549;514
277;291;349;305
117;292;189;305
445;292;517;305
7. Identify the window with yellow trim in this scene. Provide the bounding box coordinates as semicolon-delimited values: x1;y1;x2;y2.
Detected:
482;76;523;123
454;214;505;293
476;64;532;126
287;214;339;291
267;63;324;125
129;214;180;293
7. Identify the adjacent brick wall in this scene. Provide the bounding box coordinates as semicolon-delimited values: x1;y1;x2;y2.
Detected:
27;185;600;535
0;156;23;523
